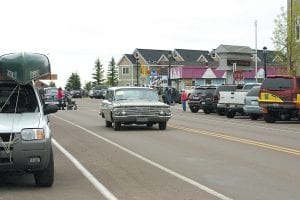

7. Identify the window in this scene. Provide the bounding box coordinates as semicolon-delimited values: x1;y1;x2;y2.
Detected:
296;16;300;41
122;67;129;75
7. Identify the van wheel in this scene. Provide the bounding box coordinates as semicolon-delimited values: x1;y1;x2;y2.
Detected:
34;148;54;187
114;122;121;131
159;122;167;130
264;113;276;123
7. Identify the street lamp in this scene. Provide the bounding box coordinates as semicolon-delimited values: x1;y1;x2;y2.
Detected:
263;46;267;78
135;52;139;86
168;51;173;86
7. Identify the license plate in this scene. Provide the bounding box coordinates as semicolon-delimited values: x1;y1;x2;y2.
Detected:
137;117;148;122
201;101;205;105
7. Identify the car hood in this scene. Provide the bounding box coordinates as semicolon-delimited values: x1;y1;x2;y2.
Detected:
0;113;42;132
113;100;169;107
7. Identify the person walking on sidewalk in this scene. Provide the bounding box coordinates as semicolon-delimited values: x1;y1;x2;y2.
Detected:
180;89;188;111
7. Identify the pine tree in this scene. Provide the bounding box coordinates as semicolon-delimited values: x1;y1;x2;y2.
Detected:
106;57;118;86
65;72;81;90
92;58;105;86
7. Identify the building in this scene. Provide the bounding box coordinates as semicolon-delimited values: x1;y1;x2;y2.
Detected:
117;45;287;90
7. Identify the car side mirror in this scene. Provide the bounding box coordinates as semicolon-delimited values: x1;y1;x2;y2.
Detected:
44;104;58;115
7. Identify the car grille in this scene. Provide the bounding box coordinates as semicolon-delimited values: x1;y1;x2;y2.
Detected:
125;107;162;116
0;133;15;142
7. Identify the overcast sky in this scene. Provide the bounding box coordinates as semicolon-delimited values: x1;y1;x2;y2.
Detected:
0;0;286;87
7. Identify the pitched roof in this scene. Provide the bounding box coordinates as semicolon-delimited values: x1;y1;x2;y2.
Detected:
175;49;212;62
136;48;170;64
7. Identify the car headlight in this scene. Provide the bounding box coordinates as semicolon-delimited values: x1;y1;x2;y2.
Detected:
160;108;171;116
113;108;126;116
21;129;45;141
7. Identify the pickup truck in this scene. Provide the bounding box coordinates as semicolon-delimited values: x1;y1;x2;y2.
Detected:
218;83;261;118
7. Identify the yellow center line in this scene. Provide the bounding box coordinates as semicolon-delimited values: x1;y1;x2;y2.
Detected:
169;124;300;156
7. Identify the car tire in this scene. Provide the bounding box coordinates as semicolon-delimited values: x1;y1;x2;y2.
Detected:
264;113;276;123
114;122;121;131
203;108;211;114
105;120;112;127
158;122;167;130
34;148;54;187
249;114;259;120
225;110;235;118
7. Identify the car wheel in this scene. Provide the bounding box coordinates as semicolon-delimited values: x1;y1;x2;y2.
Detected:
203;108;211;114
114;122;121;131
34;148;54;187
189;107;199;113
105;120;112;127
158;122;167;130
264;113;276;123
225;110;235;118
249;114;259;120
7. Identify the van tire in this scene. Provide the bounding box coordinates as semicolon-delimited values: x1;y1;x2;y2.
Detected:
34;148;54;187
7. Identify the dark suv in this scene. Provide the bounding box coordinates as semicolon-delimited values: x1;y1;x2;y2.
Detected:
202;85;237;115
188;85;217;113
259;75;300;123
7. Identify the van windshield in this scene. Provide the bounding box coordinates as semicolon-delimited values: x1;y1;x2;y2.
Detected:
261;78;293;90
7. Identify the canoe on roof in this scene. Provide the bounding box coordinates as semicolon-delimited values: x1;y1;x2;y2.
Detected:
0;52;51;85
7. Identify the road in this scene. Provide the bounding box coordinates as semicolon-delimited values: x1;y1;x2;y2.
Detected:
1;98;300;200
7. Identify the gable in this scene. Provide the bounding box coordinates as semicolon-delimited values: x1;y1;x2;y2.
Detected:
197;54;208;63
202;68;216;78
118;55;133;65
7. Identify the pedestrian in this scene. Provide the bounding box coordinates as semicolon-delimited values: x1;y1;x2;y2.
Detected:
181;89;188;111
57;87;64;110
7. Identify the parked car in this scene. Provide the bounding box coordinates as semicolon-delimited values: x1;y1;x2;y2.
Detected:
43;87;66;109
259;75;300;123
188;85;217;113
243;86;262;120
0;80;58;186
89;85;108;99
99;87;171;131
71;90;82;98
202;84;238;115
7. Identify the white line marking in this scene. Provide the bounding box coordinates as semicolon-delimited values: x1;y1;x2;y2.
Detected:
52;138;118;200
53;115;233;200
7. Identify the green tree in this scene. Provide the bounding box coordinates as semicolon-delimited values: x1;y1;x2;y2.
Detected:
92;58;105;86
65;72;81;90
49;81;56;87
83;81;92;96
106;57;118;86
272;5;300;74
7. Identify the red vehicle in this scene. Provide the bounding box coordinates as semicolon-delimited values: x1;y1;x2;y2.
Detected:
258;75;300;123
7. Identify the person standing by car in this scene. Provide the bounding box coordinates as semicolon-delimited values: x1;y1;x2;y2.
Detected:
181;89;188;111
57;87;64;110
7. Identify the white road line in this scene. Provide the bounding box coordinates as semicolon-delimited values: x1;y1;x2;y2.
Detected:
52;138;118;200
53;115;233;200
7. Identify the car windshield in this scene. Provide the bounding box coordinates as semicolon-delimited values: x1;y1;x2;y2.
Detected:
0;83;39;113
115;88;159;101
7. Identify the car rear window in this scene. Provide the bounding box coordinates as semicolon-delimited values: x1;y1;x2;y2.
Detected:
261;78;293;90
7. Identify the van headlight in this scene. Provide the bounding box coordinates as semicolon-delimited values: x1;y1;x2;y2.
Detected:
21;129;45;140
